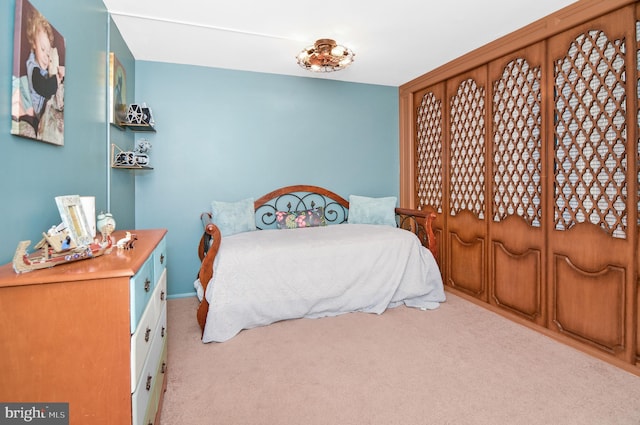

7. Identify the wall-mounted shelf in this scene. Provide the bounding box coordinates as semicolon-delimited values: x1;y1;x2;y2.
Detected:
111;165;154;170
111;144;153;170
121;123;156;132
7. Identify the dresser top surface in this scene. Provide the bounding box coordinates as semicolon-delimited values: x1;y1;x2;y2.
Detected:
0;229;167;288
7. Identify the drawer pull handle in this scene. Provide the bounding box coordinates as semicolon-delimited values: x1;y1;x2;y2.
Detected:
160;253;165;265
161;362;167;374
160;291;165;301
144;327;151;342
144;278;151;292
146;375;152;391
161;326;166;338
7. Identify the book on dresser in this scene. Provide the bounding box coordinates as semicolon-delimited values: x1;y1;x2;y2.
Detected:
0;229;168;425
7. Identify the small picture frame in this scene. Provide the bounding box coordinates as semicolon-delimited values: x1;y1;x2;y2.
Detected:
55;195;93;247
109;52;127;127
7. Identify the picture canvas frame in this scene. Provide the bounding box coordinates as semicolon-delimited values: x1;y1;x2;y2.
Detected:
55;195;93;247
11;0;66;146
109;52;127;127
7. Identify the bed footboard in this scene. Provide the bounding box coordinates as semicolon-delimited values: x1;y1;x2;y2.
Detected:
394;207;437;261
197;212;219;332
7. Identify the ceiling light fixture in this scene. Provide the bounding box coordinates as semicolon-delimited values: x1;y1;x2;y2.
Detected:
296;38;355;72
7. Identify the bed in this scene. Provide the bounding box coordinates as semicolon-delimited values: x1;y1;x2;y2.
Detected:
194;185;445;342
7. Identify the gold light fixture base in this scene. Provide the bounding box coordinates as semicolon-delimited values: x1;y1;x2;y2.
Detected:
296;38;355;73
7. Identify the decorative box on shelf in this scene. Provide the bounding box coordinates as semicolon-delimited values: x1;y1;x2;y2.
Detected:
125;103;155;132
114;103;156;132
111;142;153;170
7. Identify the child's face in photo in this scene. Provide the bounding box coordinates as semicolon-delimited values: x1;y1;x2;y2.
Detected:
34;29;51;70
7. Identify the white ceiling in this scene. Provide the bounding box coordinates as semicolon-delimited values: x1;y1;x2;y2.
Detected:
103;0;577;87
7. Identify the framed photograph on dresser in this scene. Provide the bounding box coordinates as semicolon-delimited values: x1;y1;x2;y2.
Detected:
55;195;93;247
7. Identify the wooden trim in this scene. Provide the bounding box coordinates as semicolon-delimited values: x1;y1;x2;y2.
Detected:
398;91;415;208
254;184;349;210
400;0;636;95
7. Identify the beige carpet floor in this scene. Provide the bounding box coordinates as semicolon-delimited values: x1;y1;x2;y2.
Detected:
160;293;640;425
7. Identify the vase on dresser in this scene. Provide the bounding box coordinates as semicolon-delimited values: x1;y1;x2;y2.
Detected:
97;212;116;247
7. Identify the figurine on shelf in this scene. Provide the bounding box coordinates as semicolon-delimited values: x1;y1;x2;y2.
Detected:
134;139;151;167
96;212;116;252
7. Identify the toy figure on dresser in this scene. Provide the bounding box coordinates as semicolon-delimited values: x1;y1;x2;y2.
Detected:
97;212;116;252
12;224;111;273
116;231;137;250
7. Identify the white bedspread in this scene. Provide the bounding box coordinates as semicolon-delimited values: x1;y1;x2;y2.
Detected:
195;223;445;342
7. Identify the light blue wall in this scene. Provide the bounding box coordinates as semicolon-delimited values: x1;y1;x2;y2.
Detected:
133;62;399;297
0;3;399;293
0;0;135;266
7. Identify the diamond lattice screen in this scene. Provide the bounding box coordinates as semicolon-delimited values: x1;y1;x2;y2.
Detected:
554;29;627;239
416;92;444;213
492;58;543;227
450;79;486;218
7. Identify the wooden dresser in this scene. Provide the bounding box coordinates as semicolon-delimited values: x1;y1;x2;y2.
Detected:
0;229;168;425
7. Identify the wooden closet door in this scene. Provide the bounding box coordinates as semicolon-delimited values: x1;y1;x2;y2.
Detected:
414;83;447;266
635;6;640;367
487;44;547;325
546;7;637;362
445;67;489;301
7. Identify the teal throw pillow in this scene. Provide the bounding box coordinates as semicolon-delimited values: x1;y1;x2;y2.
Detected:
347;195;397;227
211;198;256;236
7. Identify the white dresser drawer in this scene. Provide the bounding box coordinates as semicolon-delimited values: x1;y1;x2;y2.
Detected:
132;306;167;425
131;271;167;392
142;339;168;425
150;269;167;322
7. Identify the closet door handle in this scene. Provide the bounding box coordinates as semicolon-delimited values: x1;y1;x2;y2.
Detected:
144;327;151;342
144;278;151;292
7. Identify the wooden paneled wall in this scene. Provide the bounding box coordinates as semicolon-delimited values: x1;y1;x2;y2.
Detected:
399;0;639;375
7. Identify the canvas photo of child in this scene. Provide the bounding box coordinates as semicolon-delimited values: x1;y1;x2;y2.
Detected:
11;0;66;146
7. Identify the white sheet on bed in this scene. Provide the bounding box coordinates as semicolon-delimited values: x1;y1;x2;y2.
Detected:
195;223;445;342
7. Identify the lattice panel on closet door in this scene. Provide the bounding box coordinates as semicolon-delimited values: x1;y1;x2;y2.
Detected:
492;58;543;227
416;91;444;213
449;79;486;218
554;29;628;239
